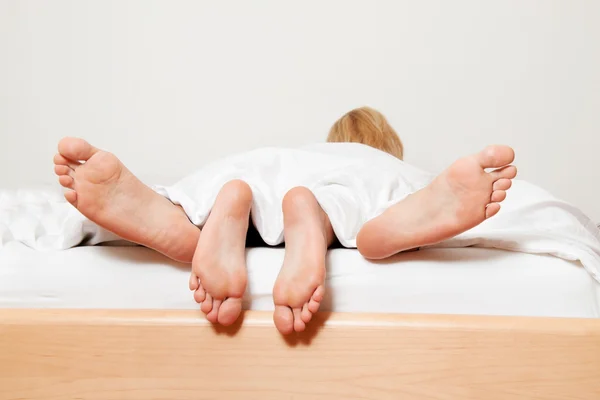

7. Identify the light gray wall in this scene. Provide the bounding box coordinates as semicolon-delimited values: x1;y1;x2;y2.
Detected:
1;0;599;220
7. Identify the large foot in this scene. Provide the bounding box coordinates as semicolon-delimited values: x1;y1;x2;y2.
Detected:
272;187;333;335
189;180;251;326
53;137;199;262
357;145;517;259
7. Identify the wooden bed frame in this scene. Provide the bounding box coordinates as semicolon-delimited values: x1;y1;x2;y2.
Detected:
1;309;599;399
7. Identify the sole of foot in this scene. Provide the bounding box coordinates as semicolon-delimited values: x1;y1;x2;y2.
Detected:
54;137;199;262
273;187;331;335
357;145;517;259
189;180;252;326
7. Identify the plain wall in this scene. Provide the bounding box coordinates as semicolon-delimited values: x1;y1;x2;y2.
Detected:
1;0;599;221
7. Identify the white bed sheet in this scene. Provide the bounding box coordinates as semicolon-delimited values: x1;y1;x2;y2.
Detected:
1;242;599;318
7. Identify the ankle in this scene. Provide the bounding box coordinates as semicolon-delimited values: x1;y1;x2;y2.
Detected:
153;213;200;263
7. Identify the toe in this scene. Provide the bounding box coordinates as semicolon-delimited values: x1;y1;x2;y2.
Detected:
54;165;72;176
493;178;512;191
273;306;294;335
491;190;506;203
189;273;199;291
307;286;325;314
312;285;325;302
53;153;68;165
308;297;321;314
193;285;206;303
58;175;74;189
58;137;99;162
218;297;242;326
485;203;501;218
491;165;517;180
201;293;213;314
53;153;79;169
301;303;312;323
64;190;77;205
477;145;515;168
293;308;306;332
206;299;221;323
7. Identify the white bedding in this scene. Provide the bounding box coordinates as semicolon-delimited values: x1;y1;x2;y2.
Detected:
155;143;433;247
1;242;598;318
3;144;600;285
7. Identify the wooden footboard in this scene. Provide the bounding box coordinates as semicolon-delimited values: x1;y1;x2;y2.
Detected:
1;309;599;399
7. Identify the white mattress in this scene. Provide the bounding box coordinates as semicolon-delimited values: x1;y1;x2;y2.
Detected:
1;242;599;318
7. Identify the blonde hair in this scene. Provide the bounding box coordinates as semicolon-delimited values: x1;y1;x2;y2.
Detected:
327;106;404;159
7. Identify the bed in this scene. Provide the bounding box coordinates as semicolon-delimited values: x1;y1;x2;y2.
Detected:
1;242;600;399
4;0;600;397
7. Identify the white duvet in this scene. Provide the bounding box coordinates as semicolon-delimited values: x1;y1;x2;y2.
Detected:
2;143;600;283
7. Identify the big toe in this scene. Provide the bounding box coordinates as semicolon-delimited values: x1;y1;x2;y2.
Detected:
477;145;515;168
274;306;294;335
58;137;98;161
217;297;242;326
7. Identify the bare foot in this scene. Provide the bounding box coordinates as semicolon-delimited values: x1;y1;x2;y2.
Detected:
357;145;517;259
189;180;251;326
272;187;334;335
53;137;199;262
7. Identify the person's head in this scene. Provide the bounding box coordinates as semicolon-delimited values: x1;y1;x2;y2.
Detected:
327;106;404;160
